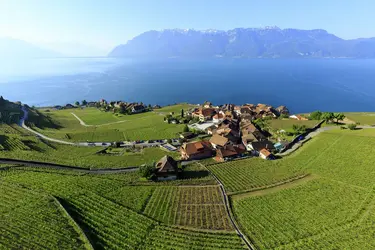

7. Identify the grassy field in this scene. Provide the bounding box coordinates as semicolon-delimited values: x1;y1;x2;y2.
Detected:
345;112;375;125
0;167;246;249
32;104;194;142
206;128;375;249
0;125;180;168
269;119;319;130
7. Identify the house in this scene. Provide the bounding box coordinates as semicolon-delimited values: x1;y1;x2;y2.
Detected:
289;115;308;121
180;132;194;139
215;144;247;162
274;141;288;152
195;108;216;122
203;101;213;108
213;113;225;124
234;106;241;115
259;149;275;160
155;156;181;180
276;106;289;115
180;140;214;160
241;123;258;134
247;140;275;153
153;105;161;109
87;102;96;107
242;134;258;151
64;104;75;109
132;105;146;114
206;125;217;135
53;105;62;110
209;134;230;149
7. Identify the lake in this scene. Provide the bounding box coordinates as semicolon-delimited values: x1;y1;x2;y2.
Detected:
1;57;375;113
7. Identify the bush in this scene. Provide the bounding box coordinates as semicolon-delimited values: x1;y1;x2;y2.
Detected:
139;163;155;178
309;110;322;120
347;124;357;130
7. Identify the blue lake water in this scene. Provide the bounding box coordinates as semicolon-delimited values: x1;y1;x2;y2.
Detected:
1;57;375;113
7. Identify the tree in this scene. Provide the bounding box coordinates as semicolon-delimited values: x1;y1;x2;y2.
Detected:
321;112;334;123
139;163;155;178
347;124;357;130
75;101;80;106
181;109;184;118
82;100;87;106
183;124;189;132
0;96;5;107
310;110;322;120
334;113;345;124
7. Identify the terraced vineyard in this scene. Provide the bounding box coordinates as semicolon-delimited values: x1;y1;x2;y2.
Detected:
0;167;245;249
144;186;233;230
0;181;86;249
204;129;375;249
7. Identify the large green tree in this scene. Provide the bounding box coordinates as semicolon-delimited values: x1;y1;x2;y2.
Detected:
309;110;322;120
334;113;345;124
82;100;87;106
75;101;80;106
321;112;335;123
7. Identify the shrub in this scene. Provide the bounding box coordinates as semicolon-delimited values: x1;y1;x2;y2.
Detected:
347;124;357;130
139;163;155;178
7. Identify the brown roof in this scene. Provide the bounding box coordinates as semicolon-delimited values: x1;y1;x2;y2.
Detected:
250;140;275;151
182;140;213;155
209;134;229;147
241;123;258;134
216;144;247;158
201;108;216;117
156;155;178;173
242;133;258;143
213;113;224;119
260;149;272;158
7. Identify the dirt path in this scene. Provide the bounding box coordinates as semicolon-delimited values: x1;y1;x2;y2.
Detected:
198;163;255;250
231;174;316;200
70;112;130;127
0;158;138;174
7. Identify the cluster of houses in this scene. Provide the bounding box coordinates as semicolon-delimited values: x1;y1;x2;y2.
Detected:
53;99;158;114
180;102;290;162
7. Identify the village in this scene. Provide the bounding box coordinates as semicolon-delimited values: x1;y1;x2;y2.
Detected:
153;101;296;181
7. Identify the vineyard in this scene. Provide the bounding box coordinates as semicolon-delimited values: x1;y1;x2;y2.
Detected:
144;186;233;230
0;181;86;249
216;129;375;249
232;179;371;249
0;167;246;249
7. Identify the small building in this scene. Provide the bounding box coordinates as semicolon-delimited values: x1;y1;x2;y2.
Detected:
180;140;214;160
132;105;146;114
213;113;224;124
153;105;161;109
289;115;308;121
53;105;62;110
276;106;289;115
259;148;274;160
248;140;275;153
203;101;213;108
274;142;288;152
215;144;247;162
155;156;181;180
64;104;75;109
180;132;194;139
87;102;97;107
209;134;230;149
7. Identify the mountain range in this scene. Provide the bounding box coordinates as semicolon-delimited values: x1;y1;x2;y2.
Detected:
0;37;61;58
108;27;375;58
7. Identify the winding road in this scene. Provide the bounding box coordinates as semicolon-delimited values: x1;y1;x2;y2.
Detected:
0;158;139;174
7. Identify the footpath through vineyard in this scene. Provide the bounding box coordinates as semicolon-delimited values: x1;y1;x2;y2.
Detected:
198;163;255;250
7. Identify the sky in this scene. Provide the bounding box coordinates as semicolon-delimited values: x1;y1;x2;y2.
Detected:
0;0;374;53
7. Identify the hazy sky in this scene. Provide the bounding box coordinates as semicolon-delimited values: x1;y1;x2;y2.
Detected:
0;0;374;50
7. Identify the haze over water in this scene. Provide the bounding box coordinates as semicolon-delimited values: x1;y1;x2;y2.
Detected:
1;58;375;113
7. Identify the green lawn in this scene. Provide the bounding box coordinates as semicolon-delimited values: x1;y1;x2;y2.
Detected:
345;112;375;125
206;128;375;249
269;119;319;130
33;104;194;142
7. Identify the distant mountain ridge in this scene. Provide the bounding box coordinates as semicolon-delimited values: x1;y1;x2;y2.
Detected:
108;27;375;58
0;37;60;58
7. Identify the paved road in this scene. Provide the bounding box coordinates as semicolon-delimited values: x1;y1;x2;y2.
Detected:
198;163;255;250
20;106;180;149
278;125;375;157
0;158;139;174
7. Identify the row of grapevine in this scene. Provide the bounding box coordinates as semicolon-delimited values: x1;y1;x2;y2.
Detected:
0;181;85;249
144;186;233;230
